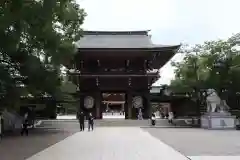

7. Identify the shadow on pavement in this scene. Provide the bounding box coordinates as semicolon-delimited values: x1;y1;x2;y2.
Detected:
0;128;77;160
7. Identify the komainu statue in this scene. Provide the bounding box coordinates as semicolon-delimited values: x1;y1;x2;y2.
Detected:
206;89;229;113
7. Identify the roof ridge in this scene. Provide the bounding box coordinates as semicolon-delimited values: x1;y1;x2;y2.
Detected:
83;30;151;36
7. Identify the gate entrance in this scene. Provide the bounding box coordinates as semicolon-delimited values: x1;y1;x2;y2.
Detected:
102;93;125;119
69;30;180;119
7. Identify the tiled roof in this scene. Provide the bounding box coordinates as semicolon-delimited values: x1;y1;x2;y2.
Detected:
75;31;179;49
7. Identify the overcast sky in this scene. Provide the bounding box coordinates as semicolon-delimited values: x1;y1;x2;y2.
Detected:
77;0;240;85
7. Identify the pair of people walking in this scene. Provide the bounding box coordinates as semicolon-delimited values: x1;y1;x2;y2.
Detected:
78;112;94;131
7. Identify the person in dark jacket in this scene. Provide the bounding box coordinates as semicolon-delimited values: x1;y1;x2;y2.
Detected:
0;113;3;139
78;112;85;131
21;119;29;136
88;113;94;131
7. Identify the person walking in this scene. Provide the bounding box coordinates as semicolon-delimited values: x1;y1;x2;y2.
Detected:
0;113;3;139
88;113;94;131
138;108;143;120
21;118;29;136
21;112;29;136
151;113;156;126
78;111;85;131
168;112;174;124
30;107;36;129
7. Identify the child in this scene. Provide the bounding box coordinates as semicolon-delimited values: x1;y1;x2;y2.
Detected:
151;113;156;126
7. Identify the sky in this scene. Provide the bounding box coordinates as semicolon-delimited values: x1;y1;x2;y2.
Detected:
77;0;240;86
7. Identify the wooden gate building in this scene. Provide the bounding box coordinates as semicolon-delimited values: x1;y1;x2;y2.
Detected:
69;30;180;119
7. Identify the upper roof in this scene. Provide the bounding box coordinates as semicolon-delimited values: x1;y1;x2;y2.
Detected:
75;30;180;49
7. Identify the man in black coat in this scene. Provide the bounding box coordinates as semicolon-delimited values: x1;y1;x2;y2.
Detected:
21;119;29;136
0;113;3;139
78;112;85;131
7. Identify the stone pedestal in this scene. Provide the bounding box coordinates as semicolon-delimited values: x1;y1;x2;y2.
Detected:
201;112;236;129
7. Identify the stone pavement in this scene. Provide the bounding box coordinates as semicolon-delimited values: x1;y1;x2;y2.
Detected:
146;128;240;160
189;156;240;160
3;121;240;160
27;127;189;160
0;129;77;160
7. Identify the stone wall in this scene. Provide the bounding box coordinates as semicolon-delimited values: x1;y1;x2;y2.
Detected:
1;109;22;131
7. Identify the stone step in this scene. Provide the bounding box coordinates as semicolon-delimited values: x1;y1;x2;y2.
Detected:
95;120;158;127
37;119;173;128
38;118;200;128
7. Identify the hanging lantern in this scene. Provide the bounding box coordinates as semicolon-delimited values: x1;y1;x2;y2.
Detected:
133;96;143;108
84;96;94;109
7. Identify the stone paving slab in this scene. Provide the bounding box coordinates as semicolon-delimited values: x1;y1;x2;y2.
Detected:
146;128;240;156
0;129;77;160
189;156;240;160
27;127;189;160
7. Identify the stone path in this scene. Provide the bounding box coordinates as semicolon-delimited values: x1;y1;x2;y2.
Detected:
3;122;240;160
27;127;189;160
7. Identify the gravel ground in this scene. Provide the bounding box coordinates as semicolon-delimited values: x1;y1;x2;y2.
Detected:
145;128;240;156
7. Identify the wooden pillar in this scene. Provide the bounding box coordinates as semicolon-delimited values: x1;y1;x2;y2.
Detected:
124;94;128;119
168;103;172;112
143;91;151;119
131;95;137;119
79;93;85;112
147;92;151;118
127;91;132;119
95;92;102;119
121;103;124;111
